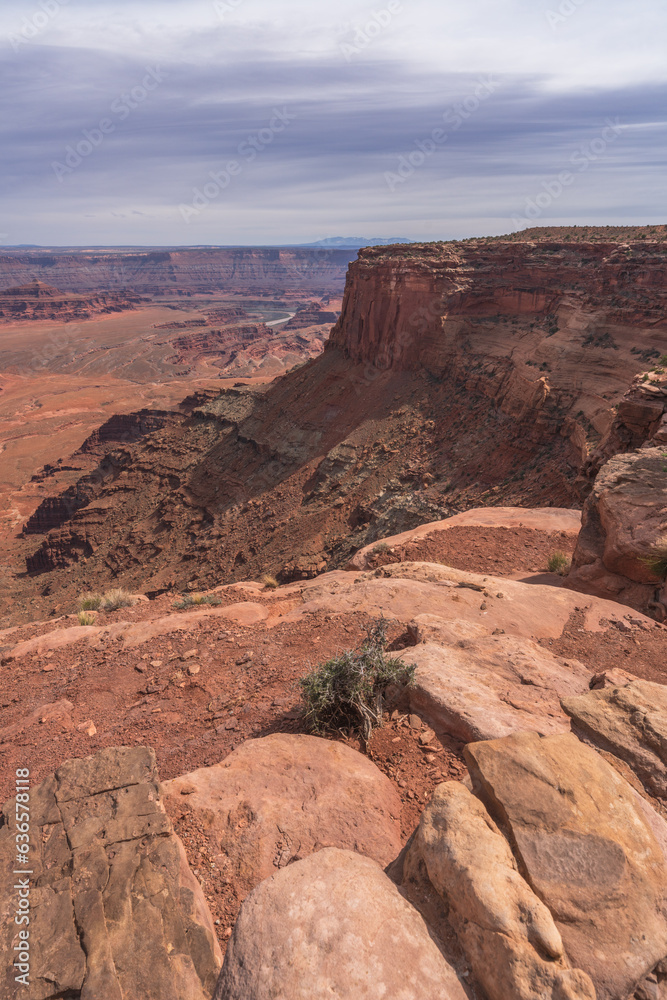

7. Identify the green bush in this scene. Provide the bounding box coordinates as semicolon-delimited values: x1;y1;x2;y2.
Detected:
547;551;571;575
372;542;390;555
643;542;667;581
77;610;97;626
261;574;279;590
173;593;222;609
299;618;414;741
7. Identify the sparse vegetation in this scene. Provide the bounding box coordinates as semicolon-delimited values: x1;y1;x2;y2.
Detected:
372;542;390;555
547;551;571;575
79;589;135;612
99;588;136;611
299;617;415;741
79;593;102;611
77;611;97;626
261;574;279;590
642;540;667;581
173;592;222;609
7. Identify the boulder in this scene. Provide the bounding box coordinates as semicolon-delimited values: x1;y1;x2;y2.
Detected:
400;632;593;742
0;747;222;1000
562;679;667;801
466;731;667;1000
400;782;595;1000
213;848;468;1000
568;447;667;615
164;734;401;917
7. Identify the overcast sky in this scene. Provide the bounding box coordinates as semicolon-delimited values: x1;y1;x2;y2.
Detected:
1;0;665;245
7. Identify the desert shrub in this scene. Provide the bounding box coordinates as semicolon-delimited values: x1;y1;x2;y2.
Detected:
100;588;136;611
79;593;102;611
547;551;571;575
77;611;97;626
299;617;414;741
261;574;279;590
643;541;667;580
173;593;222;609
372;542;390;555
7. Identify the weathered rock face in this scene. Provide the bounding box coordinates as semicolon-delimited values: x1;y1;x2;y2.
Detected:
568;447;667;617
0;747;222;1000
466;731;667;1000
213;848;468;1000
401;632;593;742
0;280;141;320
164;734;402;923
401;781;595;1000
563;679;667;802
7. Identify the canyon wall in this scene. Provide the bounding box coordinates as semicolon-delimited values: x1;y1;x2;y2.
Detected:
0;248;354;296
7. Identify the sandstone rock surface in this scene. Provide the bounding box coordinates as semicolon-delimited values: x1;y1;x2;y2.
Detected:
213;848;468;1000
563;679;667;801
164;734;401;914
0;746;221;1000
401;632;593;742
402;781;595;1000
466;731;667;1000
569;447;667;615
349;506;582;570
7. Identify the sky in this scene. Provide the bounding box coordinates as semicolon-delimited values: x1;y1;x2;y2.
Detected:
1;0;665;245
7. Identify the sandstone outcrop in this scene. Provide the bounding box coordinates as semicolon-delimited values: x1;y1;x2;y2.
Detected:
563;679;667;801
213;848;468;1000
401;781;595;1000
348;506;582;571
164;734;401;918
466;731;667;1000
0;746;222;1000
568;446;667;617
400;631;593;742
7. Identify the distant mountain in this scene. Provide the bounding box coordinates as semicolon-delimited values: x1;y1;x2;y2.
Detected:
297;237;412;249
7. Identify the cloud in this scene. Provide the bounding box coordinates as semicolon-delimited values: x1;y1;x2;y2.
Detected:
0;0;665;243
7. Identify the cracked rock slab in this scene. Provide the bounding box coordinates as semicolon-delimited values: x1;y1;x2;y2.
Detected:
401;633;593;742
466;731;667;1000
0;746;222;1000
562;679;667;801
213;848;468;1000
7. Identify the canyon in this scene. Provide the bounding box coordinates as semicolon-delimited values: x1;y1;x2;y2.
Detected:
5;231;666;624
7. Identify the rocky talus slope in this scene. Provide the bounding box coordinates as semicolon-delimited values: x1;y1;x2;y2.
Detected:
9;236;666;624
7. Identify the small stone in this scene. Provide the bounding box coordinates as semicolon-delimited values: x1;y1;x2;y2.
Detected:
480;602;488;611
419;729;436;746
150;660;163;668
135;664;147;673
408;714;422;731
224;927;233;939
181;649;198;660
187;664;201;676
77;720;97;736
